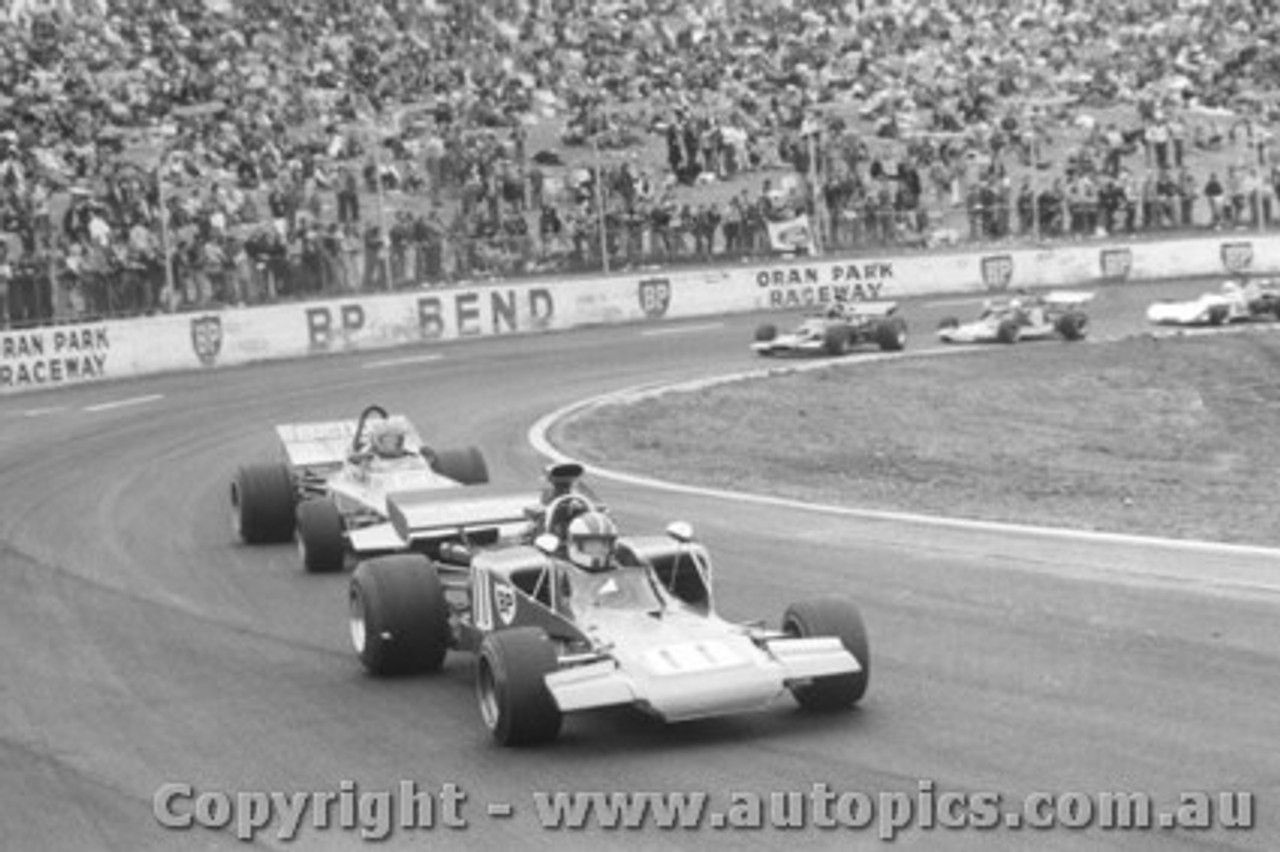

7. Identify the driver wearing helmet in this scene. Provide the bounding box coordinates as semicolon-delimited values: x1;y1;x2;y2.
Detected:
367;420;410;458
565;511;618;573
350;420;415;473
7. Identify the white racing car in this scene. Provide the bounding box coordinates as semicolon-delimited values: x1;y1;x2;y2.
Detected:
231;404;529;573
347;466;870;746
1146;278;1280;326
937;291;1092;344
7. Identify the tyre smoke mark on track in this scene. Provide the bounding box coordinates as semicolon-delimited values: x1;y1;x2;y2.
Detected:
361;354;445;369
640;322;725;337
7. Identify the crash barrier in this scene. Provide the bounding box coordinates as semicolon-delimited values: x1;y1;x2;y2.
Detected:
3;233;1279;394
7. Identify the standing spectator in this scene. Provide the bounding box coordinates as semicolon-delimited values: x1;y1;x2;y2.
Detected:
1205;172;1225;228
0;242;10;328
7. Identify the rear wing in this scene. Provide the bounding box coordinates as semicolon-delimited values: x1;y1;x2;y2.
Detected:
840;300;898;317
276;415;424;469
1042;291;1094;307
386;485;537;543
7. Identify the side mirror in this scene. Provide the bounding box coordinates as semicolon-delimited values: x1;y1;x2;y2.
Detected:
534;533;560;555
665;521;695;543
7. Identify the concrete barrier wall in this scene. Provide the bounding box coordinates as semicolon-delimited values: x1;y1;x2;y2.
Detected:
3;234;1277;394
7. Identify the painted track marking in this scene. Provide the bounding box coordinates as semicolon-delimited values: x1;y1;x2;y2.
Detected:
84;394;164;413
362;354;444;370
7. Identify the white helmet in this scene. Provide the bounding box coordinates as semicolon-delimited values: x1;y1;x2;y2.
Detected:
566;511;618;572
367;420;407;458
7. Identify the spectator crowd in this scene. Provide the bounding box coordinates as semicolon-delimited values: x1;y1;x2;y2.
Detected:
2;0;1280;327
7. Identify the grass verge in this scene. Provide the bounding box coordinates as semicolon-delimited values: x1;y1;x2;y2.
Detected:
557;331;1280;547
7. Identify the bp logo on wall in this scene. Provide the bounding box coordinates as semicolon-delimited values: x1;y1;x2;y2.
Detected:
980;255;1014;291
638;277;672;319
190;315;223;367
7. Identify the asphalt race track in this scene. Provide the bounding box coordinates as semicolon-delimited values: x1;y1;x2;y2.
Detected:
1;278;1277;851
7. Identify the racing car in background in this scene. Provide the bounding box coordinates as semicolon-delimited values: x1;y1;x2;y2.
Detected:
346;465;870;746
1146;278;1280;326
230;404;526;573
752;300;907;356
937;291;1092;344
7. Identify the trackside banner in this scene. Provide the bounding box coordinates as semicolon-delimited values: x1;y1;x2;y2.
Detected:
5;234;1280;393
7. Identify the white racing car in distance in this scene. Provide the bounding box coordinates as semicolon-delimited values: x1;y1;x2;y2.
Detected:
1146;278;1280;326
937;291;1092;344
231;404;529;573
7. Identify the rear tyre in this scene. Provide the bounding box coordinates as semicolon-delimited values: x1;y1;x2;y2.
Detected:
477;628;563;746
296;499;346;573
349;555;450;676
754;323;778;343
1055;311;1087;341
995;319;1020;344
876;316;908;351
783;596;870;710
936;317;959;330
430;447;490;485
231;463;295;544
1208;305;1229;326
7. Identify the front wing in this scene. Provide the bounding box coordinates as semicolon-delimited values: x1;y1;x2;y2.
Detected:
544;635;858;721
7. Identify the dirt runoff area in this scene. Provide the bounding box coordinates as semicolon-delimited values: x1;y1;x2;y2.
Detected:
556;330;1280;547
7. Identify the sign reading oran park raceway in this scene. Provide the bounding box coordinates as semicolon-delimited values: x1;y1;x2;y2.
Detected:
755;261;894;307
1;324;110;388
305;287;555;352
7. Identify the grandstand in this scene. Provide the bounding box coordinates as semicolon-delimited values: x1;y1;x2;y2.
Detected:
0;0;1277;325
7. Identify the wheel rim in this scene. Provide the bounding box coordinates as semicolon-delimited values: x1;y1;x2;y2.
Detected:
348;586;367;653
476;658;501;732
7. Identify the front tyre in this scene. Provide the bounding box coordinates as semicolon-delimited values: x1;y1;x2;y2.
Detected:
477;628;563;746
295;499;347;573
783;596;870;710
231;463;295;544
754;323;778;343
350;555;450;676
995;319;1020;344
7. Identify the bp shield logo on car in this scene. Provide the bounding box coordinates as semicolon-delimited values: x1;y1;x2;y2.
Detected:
638;277;672;319
190;315;223;367
494;582;517;626
1220;242;1254;273
1099;248;1133;281
980;255;1014;291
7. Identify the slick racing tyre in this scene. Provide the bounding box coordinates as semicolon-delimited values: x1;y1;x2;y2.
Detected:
430;446;490;486
477;627;563;746
1055;311;1087;341
782;596;870;710
995;319;1021;344
349;555;450;676
231;463;295;544
754;323;778;343
296;499;346;574
876;316;908;351
823;325;852;355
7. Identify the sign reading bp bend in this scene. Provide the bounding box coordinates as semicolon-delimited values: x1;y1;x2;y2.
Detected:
1;325;110;388
305;288;555;352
